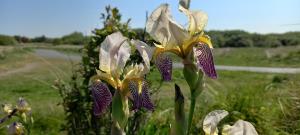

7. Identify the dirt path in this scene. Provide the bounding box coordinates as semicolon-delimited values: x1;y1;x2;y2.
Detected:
0;62;38;78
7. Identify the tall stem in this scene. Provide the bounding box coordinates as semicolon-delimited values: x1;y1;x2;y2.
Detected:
183;61;204;135
187;90;196;135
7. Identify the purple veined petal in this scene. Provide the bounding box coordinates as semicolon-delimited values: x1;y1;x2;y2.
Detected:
90;82;112;116
193;43;217;79
155;53;173;81
141;81;154;111
129;81;154;111
128;81;141;110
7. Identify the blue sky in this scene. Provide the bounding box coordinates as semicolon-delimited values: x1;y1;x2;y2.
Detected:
0;0;299;37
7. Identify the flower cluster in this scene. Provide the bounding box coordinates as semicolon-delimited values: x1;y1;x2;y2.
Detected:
90;32;155;116
1;97;33;135
147;0;217;81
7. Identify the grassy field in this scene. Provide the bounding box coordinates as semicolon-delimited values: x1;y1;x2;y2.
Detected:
169;45;300;67
0;45;299;134
0;47;75;134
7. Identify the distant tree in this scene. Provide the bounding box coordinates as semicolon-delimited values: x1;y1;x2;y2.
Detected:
31;35;47;43
14;35;30;43
0;35;18;45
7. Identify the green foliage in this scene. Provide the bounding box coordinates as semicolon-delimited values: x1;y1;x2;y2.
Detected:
207;30;300;48
31;35;52;43
53;32;90;45
56;5;146;135
0;34;18;45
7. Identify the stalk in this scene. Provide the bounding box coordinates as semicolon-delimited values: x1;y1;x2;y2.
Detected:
183;60;204;135
187;90;196;134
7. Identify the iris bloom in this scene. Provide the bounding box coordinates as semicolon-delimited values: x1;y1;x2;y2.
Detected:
7;122;24;135
146;0;217;80
203;110;258;135
16;98;31;114
91;32;154;116
3;104;13;115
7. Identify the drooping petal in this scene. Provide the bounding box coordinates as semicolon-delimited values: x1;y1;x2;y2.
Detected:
131;40;154;73
128;80;154;111
193;43;217;79
155;53;173;81
179;2;208;35
203;110;229;135
146;4;190;50
222;120;258;135
140;81;154;111
99;32;130;77
90;82;112;116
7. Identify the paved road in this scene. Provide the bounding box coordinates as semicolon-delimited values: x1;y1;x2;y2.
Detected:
35;49;300;74
173;63;300;74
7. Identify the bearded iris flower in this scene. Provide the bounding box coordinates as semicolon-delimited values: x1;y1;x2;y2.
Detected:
7;122;24;135
203;110;258;135
91;32;154;116
146;0;217;79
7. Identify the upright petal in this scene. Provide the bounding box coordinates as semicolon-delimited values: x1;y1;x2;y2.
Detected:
90;82;112;116
146;4;190;50
179;3;208;35
222;120;258;135
99;32;130;76
131;40;154;72
179;0;190;9
16;97;31;114
129;80;154;111
203;110;229;135
155;53;173;81
193;42;217;79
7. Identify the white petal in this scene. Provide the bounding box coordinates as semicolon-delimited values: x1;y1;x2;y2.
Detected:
222;120;258;135
123;64;145;80
131;40;154;72
99;32;130;76
179;4;208;35
146;4;189;49
203;110;229;135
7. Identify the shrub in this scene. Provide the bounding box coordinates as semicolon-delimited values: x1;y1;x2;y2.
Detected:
0;35;18;45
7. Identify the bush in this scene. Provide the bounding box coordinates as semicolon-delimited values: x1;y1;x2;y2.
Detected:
53;32;90;45
0;34;18;45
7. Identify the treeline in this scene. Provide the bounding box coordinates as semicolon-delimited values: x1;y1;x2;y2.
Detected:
1;30;300;47
0;32;90;46
206;30;300;47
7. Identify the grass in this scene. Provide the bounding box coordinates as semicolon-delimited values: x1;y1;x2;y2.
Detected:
0;45;299;134
146;69;300;134
0;47;75;134
213;46;300;67
170;45;300;67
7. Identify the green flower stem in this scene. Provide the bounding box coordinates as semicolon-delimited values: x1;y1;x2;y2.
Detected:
183;61;204;135
187;90;197;135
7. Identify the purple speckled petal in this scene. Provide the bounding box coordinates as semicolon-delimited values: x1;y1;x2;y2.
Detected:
141;81;154;111
193;42;217;79
155;54;173;81
129;81;154;111
90;82;112;116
